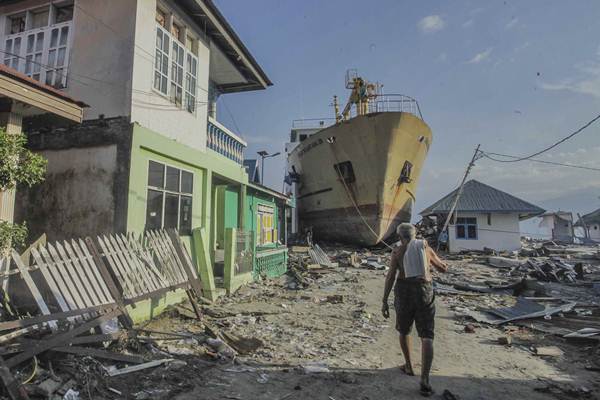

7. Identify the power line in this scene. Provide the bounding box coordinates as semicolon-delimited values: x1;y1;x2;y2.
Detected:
481;112;600;163
73;3;209;94
481;151;600;172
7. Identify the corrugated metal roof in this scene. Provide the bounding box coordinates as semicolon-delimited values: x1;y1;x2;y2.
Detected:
575;208;600;226
420;180;545;217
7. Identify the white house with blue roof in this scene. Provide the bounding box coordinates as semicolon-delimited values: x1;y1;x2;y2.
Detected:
421;180;545;252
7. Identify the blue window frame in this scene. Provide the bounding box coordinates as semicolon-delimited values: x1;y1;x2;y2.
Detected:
456;217;477;240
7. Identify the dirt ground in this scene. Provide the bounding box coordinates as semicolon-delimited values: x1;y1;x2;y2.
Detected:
109;259;600;400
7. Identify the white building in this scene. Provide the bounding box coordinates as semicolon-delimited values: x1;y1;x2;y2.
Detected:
420;180;545;253
575;208;600;242
538;211;574;243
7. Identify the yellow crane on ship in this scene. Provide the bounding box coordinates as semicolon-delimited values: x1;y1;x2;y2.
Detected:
333;69;381;123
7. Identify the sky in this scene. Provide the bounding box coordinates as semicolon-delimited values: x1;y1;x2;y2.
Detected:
213;0;600;229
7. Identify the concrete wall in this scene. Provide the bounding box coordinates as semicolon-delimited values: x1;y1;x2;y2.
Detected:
16;117;133;242
448;212;521;252
130;0;210;152
69;0;137;119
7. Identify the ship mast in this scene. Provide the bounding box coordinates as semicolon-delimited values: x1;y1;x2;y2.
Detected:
338;69;379;121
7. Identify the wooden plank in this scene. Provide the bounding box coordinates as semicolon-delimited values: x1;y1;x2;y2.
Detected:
19;234;46;267
61;241;102;307
160;230;189;283
6;308;122;368
107;235;144;296
146;231;177;285
107;359;173;377
135;249;169;289
84;238;133;329
38;247;80;314
69;240;111;305
167;230;204;299
98;236;137;298
11;250;58;331
0;355;30;400
75;239;114;304
29;248;71;318
114;234;155;294
150;230;182;284
0;304;115;332
51;346;145;364
45;244;87;311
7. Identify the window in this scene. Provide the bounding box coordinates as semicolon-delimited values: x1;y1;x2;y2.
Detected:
9;14;26;34
145;161;194;234
156;8;167;27
3;37;21;69
170;40;184;106
400;160;412;183
171;22;182;43
55;5;74;24
153;24;198;113
487;213;492;225
154;27;170;94
24;31;45;81
3;6;72;88
185;34;196;53
455;217;477;240
334;161;356;184
30;8;49;29
45;25;70;88
185;53;198;113
257;204;276;245
299;134;307;142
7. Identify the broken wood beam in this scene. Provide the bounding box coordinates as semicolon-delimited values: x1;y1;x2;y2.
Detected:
50;346;144;364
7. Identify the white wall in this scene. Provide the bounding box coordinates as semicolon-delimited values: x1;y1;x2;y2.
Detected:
589;223;600;241
69;0;137;119
130;0;210;152
448;212;521;252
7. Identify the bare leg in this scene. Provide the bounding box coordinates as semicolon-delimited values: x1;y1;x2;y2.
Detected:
398;334;414;375
420;338;434;389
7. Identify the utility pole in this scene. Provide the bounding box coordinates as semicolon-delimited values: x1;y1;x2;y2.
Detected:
437;144;481;251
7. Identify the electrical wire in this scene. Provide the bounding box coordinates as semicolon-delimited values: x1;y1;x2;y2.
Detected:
73;3;209;94
480;151;600;172
480;112;600;163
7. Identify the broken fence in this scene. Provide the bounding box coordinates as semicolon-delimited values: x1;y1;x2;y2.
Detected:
0;228;202;341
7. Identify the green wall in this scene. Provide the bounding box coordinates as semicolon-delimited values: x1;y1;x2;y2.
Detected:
125;123;251;311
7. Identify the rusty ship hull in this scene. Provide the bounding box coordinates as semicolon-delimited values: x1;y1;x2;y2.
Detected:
288;111;432;246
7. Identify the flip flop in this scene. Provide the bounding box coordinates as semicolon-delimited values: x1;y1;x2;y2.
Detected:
420;383;434;397
399;364;415;376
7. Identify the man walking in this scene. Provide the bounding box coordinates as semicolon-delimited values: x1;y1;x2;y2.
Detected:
382;223;447;397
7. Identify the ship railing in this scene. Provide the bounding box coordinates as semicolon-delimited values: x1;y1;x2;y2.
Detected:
367;94;424;119
206;117;247;164
291;118;336;129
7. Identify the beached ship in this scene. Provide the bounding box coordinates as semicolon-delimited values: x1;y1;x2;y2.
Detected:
285;71;432;246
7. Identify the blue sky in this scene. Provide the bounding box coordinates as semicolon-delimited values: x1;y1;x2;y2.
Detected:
214;0;600;223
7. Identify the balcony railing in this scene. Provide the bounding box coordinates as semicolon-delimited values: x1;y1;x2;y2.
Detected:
206;117;246;164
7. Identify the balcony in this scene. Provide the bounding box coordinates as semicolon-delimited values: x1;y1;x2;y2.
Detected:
207;117;246;164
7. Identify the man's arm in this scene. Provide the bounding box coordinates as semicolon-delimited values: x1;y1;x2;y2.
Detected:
425;244;448;272
382;249;399;318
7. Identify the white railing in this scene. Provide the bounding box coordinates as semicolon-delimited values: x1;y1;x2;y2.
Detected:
206;117;247;164
1;20;73;88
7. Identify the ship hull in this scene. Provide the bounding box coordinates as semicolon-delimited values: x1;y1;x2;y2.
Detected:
288;112;432;246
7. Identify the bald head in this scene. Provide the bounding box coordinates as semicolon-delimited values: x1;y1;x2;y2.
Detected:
397;223;416;243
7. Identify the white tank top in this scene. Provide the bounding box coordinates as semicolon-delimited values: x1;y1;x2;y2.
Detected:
402;239;430;280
